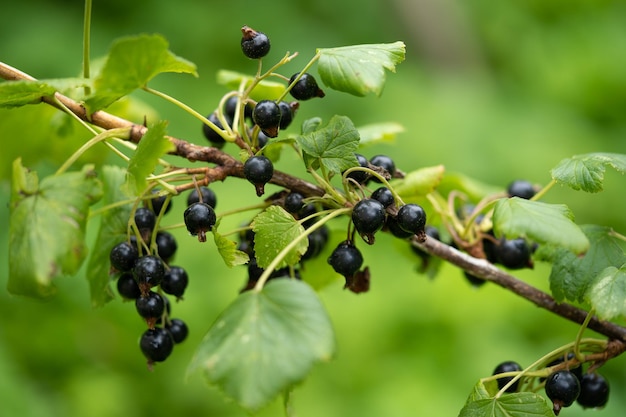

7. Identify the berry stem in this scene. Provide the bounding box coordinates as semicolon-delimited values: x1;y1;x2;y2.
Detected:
530;179;556;201
276;52;321;103
574;308;595;361
82;0;92;96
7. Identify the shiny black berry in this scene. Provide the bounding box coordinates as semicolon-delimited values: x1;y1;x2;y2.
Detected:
328;240;363;277
136;291;166;327
165;318;189;344
252;100;281;138
346;153;370;184
288;72;325;100
133;255;165;293
496;237;532;269
284;192;304;214
110;241;139;272
464;271;487;287
577;373;609;409
544;353;583;382
493;361;523;392
155;231;177;262
241;25;270;59
149;191;172;216
117;272;141;300
183;202;217;242
278;101;298;129
352;198;386;244
161;266;188;299
140;327;174;364
202;112;227;148
369;154;396;183
302;224;329;261
244;155;274;197
396;203;427;236
386;215;414;239
187;186;217;209
371;187;395;208
135;207;156;231
545;370;581;415
507;180;536;199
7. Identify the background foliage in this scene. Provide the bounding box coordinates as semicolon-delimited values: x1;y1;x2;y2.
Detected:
1;1;626;416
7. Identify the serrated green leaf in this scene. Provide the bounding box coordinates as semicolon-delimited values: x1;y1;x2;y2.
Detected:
493;198;589;254
251;206;307;269
0;80;57;108
213;230;250;267
465;380;499;404
551;152;626;193
459;392;553;417
8;161;103;298
86;34;197;111
357;122;404;145
216;69;285;101
187;279;335;412
86;165;132;307
123;121;173;196
394;165;445;199
296;115;360;174
545;225;626;303
317;42;406;96
585;265;626;320
301;117;323;135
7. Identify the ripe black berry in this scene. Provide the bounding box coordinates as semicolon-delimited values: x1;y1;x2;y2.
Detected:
149;191;172;216
463;271;486;287
284;192;304;214
371;187;395;208
544;353;582;382
136;291;166;327
345;153;370;184
493;361;523;392
302;224;329;261
252;100;282;138
243;155;274;197
241;25;270;59
495;237;532;269
165;318;189;344
134;207;156;240
133;255;165;292
278;101;298;129
288;72;325;100
328;240;363;277
183;202;217;242
385;215;414;239
202;112;227;148
110;241;139;272
396;203;427;236
352;198;386;244
187;186;217;209
161;266;188;299
577;373;609;409
369;154;396;183
140;327;174;364
155;231;177;262
545;370;581;415
117;272;141;300
507;179;536;199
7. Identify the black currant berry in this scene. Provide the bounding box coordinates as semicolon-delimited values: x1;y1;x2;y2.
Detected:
187;186;217;209
202;112;227;148
371;187;395;208
134;207;156;241
183;202;217;242
110;241;139;272
140;327;174;364
302;224;329;261
133;255;165;293
252;100;282;138
385;215;414;239
278;101;298;129
328;240;363;277
155;231;177;262
369;154;396;183
492;361;523;392
284;192;304;214
496;237;532;269
544;353;582;382
288;72;325;100
255;130;270;150
136;291;166;327
577;373;609;409
165;318;189;344
352;198;386;244
117;272;141;300
241;25;270;59
149;191;172;216
507;179;536;200
463;271;486;287
396;203;427;237
345;153;370;184
244;155;274;197
160;266;188;299
545;370;581;415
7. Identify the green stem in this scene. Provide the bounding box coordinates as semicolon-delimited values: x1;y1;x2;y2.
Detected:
276;52;321;103
253;208;351;291
82;0;92;96
574;308;595;361
531;179;556;201
56;127;131;175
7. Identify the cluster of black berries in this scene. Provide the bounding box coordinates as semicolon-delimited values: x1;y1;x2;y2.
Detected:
109;193;191;369
492;357;610;415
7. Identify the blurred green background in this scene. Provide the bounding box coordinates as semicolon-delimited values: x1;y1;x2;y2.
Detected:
2;1;626;416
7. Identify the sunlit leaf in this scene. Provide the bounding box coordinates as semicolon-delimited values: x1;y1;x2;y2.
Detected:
216;69;286;101
317;42;405;96
551;152;626;193
357;122;404;145
188;279;335;412
213;229;250;268
252;206;307;269
0;78;91;108
459;392;553;417
585;265;626;320
394;165;445;199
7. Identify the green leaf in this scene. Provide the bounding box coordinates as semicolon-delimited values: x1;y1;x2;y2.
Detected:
551;152;626;193
251;206;307;269
357;122;404;145
123;121;173;196
86;34;197;111
459;392;553;417
0;78;92;108
493;197;589;254
213;230;250;268
295;115;360;174
437;172;503;203
188;279;335;412
545;225;626;303
317;42;406;96
394;165;445;199
585;265;626;320
8;161;103;298
86;165;132;307
465;381;499;404
216;69;286;101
